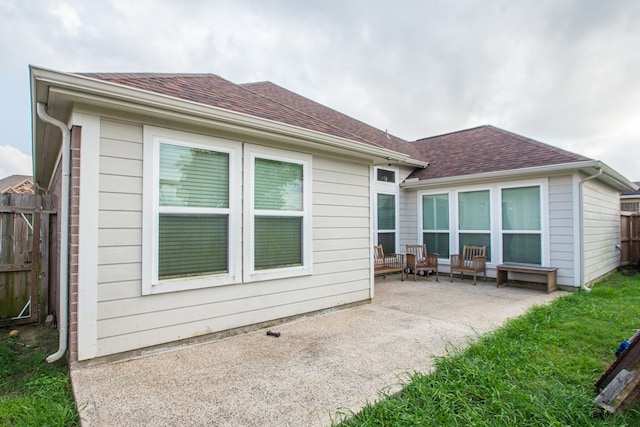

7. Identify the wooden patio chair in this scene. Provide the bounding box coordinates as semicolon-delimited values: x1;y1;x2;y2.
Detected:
373;245;405;281
406;244;439;281
450;245;487;285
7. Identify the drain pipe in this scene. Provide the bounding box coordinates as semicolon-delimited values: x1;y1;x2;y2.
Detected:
36;103;70;363
578;166;603;292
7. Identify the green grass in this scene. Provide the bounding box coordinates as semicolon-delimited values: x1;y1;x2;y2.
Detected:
339;272;640;426
0;325;79;427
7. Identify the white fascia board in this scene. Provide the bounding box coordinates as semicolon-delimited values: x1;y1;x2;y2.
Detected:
31;66;425;166
400;161;603;189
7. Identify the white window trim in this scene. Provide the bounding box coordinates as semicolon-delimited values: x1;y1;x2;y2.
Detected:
456;188;493;261
417;179;549;266
418;192;452;260
243;144;313;283
373;166;400;252
142;126;242;295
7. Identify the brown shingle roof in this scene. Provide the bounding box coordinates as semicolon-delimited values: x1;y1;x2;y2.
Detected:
241;81;421;158
0;175;33;194
408;125;592;180
77;73;595;181
79;73;397;150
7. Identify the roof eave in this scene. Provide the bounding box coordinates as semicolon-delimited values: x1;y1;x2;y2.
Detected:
401;160;636;191
30;66;425;175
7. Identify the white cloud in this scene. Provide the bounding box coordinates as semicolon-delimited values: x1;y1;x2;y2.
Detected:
0;145;32;178
1;0;639;181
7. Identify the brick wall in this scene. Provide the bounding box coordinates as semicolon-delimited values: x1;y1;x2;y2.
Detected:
68;126;82;363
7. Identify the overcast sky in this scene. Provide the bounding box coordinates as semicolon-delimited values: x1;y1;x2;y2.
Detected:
1;0;638;181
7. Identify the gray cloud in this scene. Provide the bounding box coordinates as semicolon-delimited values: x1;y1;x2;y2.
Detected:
1;0;638;179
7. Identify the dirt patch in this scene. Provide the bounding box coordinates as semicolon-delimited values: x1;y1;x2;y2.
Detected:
1;323;59;352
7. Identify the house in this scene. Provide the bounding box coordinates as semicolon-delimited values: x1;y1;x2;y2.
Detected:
0;174;34;194
621;182;640;213
30;66;637;364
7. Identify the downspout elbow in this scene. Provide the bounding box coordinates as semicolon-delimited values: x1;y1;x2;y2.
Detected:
578;166;603;293
36;103;71;363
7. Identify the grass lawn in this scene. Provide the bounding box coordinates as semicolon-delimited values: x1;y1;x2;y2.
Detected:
339;271;640;426
0;324;79;427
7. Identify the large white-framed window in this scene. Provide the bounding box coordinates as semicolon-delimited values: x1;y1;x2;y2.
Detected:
458;189;491;262
374;166;399;253
421;193;450;258
142;126;242;294
243;144;312;282
501;186;542;265
418;181;547;265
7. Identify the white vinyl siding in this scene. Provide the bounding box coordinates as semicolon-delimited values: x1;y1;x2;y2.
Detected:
548;175;577;286
582;177;621;284
93;118;371;359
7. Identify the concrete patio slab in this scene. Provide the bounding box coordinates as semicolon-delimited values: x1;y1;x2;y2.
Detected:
71;277;565;426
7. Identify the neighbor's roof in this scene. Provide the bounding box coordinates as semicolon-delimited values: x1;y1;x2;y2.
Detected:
0;175;33;194
407;125;592;180
80;73;410;152
622;182;640;196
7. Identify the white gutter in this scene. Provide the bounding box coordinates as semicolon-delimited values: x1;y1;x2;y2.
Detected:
32;66;428;169
401;160;604;189
36;103;70;363
578;167;603;292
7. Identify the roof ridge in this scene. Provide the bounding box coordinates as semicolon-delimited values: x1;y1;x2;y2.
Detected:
240;81;392;149
414;125;489;142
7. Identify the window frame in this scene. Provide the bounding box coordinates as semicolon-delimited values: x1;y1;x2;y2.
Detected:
373;166;400;253
417;180;548;266
420;192;451;259
243;144;313;283
142;126;242;295
500;184;543;265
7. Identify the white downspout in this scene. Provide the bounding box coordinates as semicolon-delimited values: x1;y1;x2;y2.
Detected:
578;166;603;292
36;103;70;363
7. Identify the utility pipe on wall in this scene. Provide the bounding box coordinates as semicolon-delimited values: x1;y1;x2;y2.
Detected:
578;166;603;292
36;103;70;363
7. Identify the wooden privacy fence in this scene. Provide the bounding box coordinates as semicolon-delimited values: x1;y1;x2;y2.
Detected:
0;193;56;326
621;213;640;267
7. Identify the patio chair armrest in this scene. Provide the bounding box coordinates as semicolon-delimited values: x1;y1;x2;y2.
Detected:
472;256;487;269
450;254;462;267
406;253;417;268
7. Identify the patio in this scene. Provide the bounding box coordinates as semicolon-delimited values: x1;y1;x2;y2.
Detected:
71;276;564;426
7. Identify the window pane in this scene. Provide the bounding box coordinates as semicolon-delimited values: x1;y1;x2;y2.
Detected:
459;233;491;262
503;234;541;265
377;193;396;231
502;187;540;230
158;214;228;279
459;190;490;230
255;216;302;269
378;232;396;254
423;194;449;230
255;158;303;210
377;169;395;183
424;232;450;258
159;144;229;208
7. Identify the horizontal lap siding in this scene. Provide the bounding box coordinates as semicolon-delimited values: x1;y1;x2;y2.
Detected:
548;176;577;286
95;119;371;357
398;167;418;252
583;179;621;284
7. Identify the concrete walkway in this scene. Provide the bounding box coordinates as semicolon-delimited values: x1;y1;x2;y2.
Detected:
71;277;565;426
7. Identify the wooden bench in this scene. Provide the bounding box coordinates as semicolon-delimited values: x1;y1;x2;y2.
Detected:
496;264;558;293
374;245;405;281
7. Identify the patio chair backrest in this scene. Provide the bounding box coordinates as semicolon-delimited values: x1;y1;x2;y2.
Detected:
406;244;427;261
462;245;486;265
374;245;385;266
